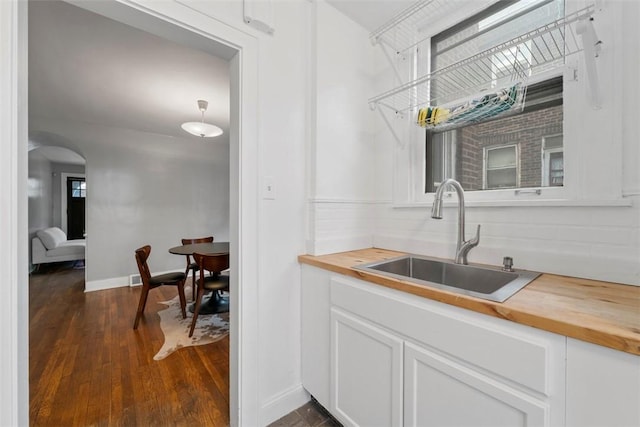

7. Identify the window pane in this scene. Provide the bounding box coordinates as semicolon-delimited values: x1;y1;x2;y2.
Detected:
433;0;564;68
549;151;564;186
70;180;86;198
487;168;517;189
487;146;516;169
432;0;565;102
425;2;565;194
426;102;563;192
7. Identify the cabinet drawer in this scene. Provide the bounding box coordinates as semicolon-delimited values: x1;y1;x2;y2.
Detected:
330;274;565;397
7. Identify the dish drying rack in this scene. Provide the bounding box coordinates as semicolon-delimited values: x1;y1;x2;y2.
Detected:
368;2;600;133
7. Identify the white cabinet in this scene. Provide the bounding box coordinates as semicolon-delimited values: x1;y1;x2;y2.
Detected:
566;338;640;427
404;341;546;427
331;308;403;427
327;273;565;427
301;264;331;408
300;265;639;427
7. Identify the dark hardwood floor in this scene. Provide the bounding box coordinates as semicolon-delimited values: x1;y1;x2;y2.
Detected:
29;262;230;426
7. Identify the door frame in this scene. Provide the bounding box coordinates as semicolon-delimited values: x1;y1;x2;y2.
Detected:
61;172;85;236
2;0;261;425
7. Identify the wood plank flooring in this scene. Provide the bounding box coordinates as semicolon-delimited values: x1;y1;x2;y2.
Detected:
29;263;230;426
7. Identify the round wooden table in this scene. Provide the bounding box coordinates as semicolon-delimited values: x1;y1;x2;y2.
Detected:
168;241;230;315
168;241;229;256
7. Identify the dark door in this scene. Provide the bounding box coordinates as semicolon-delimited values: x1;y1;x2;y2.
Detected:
66;177;85;240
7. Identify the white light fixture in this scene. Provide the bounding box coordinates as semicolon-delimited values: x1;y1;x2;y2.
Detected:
181;99;223;138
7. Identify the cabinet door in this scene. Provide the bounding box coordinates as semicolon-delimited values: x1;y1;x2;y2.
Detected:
404;342;547;427
331;308;403;427
566;338;640;427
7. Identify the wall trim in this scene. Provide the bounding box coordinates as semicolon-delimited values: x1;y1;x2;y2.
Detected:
260;383;310;426
1;0;28;424
85;276;129;292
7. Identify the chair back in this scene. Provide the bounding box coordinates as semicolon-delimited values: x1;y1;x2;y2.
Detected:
193;252;229;276
181;236;214;245
181;237;214;266
134;245;152;285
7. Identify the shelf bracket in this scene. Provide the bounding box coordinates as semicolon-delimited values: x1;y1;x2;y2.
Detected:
376;106;405;148
379;42;405;85
576;16;602;109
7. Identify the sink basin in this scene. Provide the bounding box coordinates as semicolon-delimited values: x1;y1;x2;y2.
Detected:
354;255;540;302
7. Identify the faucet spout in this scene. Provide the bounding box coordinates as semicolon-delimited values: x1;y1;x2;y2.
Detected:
431;178;480;265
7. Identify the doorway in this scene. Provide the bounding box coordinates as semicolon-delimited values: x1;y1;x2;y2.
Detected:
64;175;85;239
8;0;261;424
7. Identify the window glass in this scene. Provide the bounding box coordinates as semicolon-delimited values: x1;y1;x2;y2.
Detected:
425;0;564;194
71;180;86;198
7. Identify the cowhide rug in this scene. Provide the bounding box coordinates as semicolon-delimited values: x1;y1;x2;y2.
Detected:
154;291;229;360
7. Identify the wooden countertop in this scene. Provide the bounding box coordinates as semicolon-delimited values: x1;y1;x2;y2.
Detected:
299;248;640;356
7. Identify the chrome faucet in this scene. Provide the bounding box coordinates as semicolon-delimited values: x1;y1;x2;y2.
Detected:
431;178;480;265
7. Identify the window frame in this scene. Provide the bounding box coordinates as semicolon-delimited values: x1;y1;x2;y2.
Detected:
541;133;564;187
483;143;520;190
395;0;629;207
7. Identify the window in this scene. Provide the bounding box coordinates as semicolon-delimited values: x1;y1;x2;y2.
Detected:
425;0;564;194
542;134;563;186
484;144;519;189
71;179;86;198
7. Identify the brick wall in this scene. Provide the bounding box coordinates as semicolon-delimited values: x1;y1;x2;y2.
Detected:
457;105;563;190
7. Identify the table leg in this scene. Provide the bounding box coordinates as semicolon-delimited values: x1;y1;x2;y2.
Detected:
189;291;229;315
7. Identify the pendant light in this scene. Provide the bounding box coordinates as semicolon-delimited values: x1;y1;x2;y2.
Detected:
181;99;223;138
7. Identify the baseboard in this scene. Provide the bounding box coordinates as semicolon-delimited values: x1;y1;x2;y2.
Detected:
260;383;310;426
87;269;187;292
85;276;129;292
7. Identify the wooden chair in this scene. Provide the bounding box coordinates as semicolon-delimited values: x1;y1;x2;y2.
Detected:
181;236;214;300
189;252;230;337
133;245;187;330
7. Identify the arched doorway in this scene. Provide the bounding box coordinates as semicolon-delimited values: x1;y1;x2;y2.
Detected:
28;143;86;274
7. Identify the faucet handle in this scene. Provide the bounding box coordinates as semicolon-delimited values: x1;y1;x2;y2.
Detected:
469;224;480;246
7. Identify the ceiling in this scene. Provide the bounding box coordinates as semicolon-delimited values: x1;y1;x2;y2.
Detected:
325;0;416;32
28;0;468;165
35;146;86;165
28;0;231;145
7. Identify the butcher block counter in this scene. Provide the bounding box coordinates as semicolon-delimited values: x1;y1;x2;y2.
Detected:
298;248;640;356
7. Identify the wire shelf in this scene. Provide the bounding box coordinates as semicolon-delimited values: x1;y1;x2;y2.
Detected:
369;5;595;130
370;0;461;54
415;81;527;131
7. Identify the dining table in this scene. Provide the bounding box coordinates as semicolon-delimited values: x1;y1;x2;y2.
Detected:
168;241;230;315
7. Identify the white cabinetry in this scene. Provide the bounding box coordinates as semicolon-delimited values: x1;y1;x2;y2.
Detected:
404;342;546;427
331;308;403;427
330;274;564;427
300;265;639;426
566;338;640;427
301;264;331;408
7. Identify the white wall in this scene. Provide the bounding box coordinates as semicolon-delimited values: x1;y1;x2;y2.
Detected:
30;117;230;290
307;0;378;255
312;0;640;287
129;0;310;423
28;150;53;239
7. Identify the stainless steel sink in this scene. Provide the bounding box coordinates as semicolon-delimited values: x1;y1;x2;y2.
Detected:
354;255;540;302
